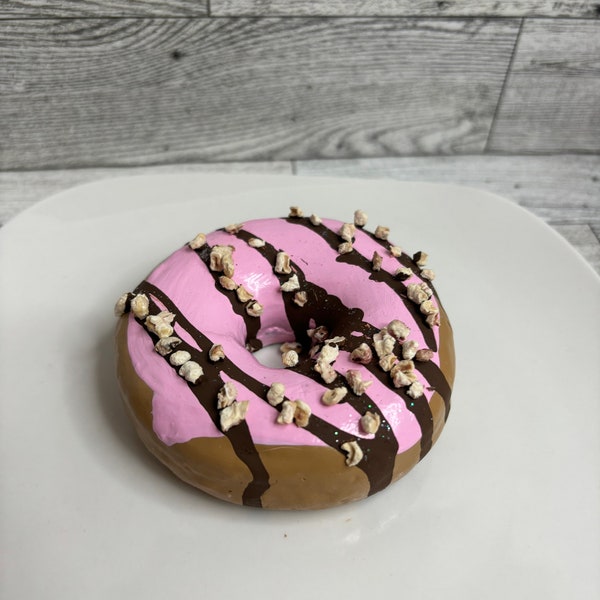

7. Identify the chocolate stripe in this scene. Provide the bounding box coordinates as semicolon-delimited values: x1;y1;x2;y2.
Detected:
361;228;428;280
417;360;451;421
358;226;452;422
284;217;438;351
234;229;400;491
234;229;370;341
135;282;270;507
193;244;263;352
281;217;453;430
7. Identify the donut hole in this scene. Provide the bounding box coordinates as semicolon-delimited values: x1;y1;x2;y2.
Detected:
253;343;289;369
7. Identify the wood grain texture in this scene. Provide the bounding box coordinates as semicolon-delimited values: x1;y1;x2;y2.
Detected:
488;19;600;152
0;1;207;18
0;162;292;225
0;18;519;169
212;0;600;18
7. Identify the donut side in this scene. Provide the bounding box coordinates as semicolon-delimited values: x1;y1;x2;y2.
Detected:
117;315;371;508
116;301;454;510
116;316;254;504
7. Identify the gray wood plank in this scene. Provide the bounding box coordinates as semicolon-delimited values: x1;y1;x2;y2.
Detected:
0;18;519;169
0;161;292;225
488;19;600;153
212;0;600;18
296;154;600;223
0;1;207;17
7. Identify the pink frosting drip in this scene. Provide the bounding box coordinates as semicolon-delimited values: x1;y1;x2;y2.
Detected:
125;217;441;453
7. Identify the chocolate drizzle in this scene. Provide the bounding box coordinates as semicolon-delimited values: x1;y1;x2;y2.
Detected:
194;244;263;352
417;360;451;421
284;217;438;351
275;219;451;438
279;218;452;425
355;224;452;421
134;282;270;507
233;229;399;493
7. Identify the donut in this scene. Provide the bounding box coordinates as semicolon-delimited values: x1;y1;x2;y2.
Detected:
114;207;455;510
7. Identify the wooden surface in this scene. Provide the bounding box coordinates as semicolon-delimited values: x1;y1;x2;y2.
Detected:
3;0;598;17
2;156;599;275
488;19;600;152
0;18;519;168
0;1;208;17
212;0;600;17
2;15;599;164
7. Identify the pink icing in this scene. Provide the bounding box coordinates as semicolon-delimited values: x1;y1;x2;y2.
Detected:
125;217;441;453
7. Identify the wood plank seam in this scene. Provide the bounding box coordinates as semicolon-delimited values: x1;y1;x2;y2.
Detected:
484;17;524;153
204;14;600;20
486;18;600;152
2;150;599;174
3;0;600;19
1;14;596;21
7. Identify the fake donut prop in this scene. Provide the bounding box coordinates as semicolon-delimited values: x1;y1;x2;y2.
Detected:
115;208;455;510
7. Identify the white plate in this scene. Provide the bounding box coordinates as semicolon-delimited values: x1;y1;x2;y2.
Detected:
1;174;599;600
